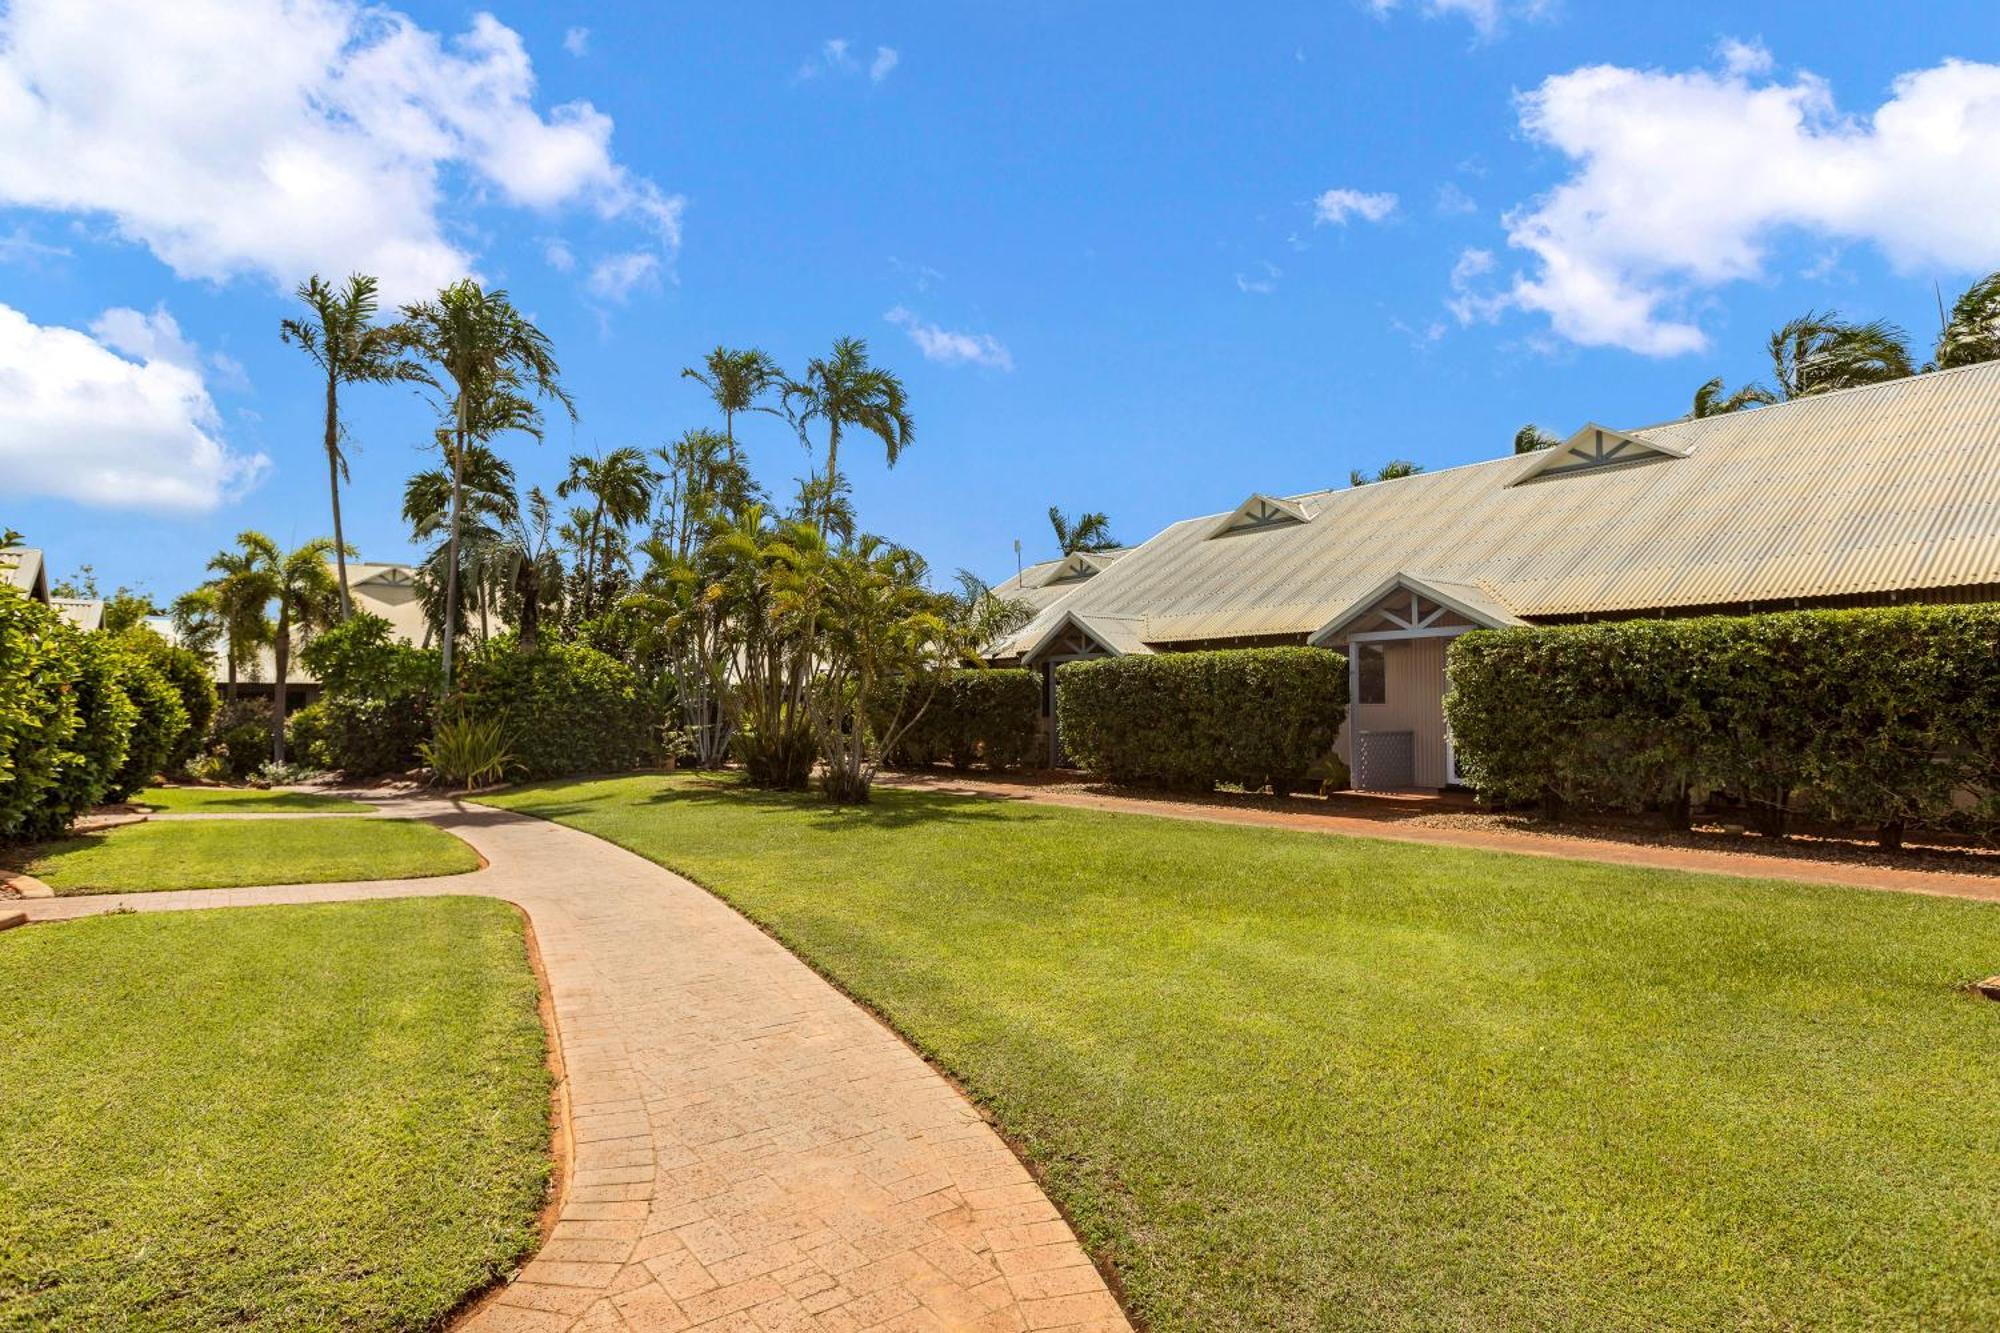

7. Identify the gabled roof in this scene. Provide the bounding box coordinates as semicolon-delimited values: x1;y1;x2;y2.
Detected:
51;598;104;631
1039;550;1122;585
1511;423;1685;484
988;360;2000;656
1309;573;1523;646
0;547;48;603
1015;609;1154;665
1209;493;1309;538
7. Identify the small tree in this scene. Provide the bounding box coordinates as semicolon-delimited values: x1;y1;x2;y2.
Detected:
1512;425;1560;453
1689;376;1774;418
785;337;913;533
1767;310;1912;400
1048;506;1119;554
681;346;785;466
1350;459;1424;486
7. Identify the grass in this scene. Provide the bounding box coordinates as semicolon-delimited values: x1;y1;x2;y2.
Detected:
18;818;480;894
131;784;374;814
0;897;550;1331
481;774;2000;1332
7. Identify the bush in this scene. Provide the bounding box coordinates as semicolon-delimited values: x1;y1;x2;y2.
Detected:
0;587;82;841
421;711;522;790
300;613;436;698
22;632;137;838
119;627;215;769
454;638;658;780
203;700;274;782
881;669;1039;771
288;692;432;778
106;650;188;801
1444;604;2000;837
1056;648;1348;794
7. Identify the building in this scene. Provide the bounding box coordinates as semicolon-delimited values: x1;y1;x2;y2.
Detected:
989;360;2000;788
0;546;49;603
158;560;428;707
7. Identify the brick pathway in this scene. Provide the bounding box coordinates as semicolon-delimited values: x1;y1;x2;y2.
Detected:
877;773;2000;906
16;797;1128;1333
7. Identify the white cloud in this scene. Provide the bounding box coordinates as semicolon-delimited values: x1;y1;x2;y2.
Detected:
1434;181;1478;216
870;46;899;83
0;224;71;264
544;238;576;272
563;26;590;57
1235;261;1282;295
885;307;1013;371
1482;54;2000;355
0;301;268;512
1715;37;1772;78
0;0;681;301
586;251;661;303
1367;0;1547;39
1446;246;1508;325
1313;188;1399;226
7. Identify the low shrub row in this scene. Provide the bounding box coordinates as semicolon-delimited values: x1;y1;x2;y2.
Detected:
1444;604;2000;837
454;637;660;781
0;588;207;841
289;614;439;778
880;669;1039;772
1056;648;1348;794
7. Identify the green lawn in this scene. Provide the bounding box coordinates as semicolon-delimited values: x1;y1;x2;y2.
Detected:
482;774;2000;1332
0;898;550;1331
20;818;480;894
132;784;374;814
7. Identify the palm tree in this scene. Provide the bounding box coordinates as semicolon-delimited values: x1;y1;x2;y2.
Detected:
1513;425;1560;454
1048;506;1118;554
400;280;573;685
405;441;522;645
682;346;784;464
1350;459;1424;487
1689;376;1775;418
1934;271;2000;370
496;487;565;650
205;537;277;702
557;446;659;619
784;337;913;531
265;537;343;762
167;587;225;663
1767;311;1913;400
280;273;430;618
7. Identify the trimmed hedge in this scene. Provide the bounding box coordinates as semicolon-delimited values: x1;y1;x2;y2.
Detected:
881;669;1039;771
0;587;199;841
119;627;216;770
454;638;658;780
1056;648;1348;794
1444;604;2000;836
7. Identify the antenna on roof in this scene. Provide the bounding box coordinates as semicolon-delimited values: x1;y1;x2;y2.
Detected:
1013;538;1022;581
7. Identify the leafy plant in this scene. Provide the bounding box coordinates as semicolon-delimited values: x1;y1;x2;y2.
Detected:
421;712;520;791
253;758;326;787
453;638;656;780
880;669;1040;771
1057;648;1348;794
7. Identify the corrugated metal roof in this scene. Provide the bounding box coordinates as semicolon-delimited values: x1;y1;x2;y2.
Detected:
0;547;47;601
992;361;2000;657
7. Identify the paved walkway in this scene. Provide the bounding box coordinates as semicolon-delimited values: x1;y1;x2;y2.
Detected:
877;773;2000;905
17;796;1128;1333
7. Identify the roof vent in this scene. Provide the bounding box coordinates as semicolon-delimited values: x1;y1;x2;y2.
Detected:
1512;423;1685;485
1039;552;1112;586
1209;493;1309;538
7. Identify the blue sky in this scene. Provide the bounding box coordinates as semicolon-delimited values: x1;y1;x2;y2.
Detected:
5;0;2000;602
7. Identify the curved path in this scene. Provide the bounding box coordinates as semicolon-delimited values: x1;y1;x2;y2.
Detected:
17;796;1129;1333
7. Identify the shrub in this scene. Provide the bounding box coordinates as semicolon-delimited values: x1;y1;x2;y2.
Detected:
421;712;521;790
106;650;188;801
1444;604;2000;837
203;700;274;782
118;627;215;769
288;692;432;778
300;613;436;698
454;638;657;780
1056;648;1348;794
21;632;137;838
881;669;1039;771
0;587;82;841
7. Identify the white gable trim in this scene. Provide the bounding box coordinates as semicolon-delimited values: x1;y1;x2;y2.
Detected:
1511;423;1686;485
1207;493;1309;538
1309;572;1523;646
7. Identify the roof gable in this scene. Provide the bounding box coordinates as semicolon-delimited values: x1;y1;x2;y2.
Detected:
1512;423;1685;485
1208;493;1309;538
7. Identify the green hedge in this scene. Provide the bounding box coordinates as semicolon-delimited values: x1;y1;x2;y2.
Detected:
881;669;1039;771
1444;604;2000;836
1056;648;1348;794
119;627;216;770
105;649;186;801
0;588;199;840
293;614;438;776
454;638;658;780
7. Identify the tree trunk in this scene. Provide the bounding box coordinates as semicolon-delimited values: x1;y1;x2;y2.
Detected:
326;372;351;619
225;640;237;702
1877;818;1906;851
440;389;467;690
519;570;540;650
821;423;841;531
271;607;289;765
